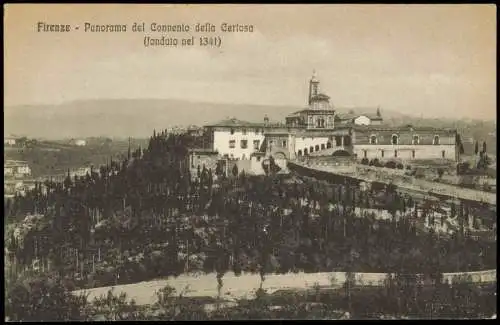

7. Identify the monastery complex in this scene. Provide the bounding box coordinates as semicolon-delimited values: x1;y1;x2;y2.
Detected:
203;72;459;166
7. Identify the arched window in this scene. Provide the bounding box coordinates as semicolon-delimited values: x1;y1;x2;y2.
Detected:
394;150;398;157
297;150;302;156
230;128;235;135
442;150;445;158
412;135;419;145
335;136;342;147
412;150;415;158
304;148;308;155
433;135;440;145
315;145;320;152
391;134;399;145
310;146;314;153
316;118;325;128
370;135;377;144
343;136;351;146
381;149;384;158
326;141;332;149
363;150;367;158
321;143;325;150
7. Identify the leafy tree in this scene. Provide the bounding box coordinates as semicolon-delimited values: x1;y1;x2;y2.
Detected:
232;164;239;177
153;285;179;319
477;152;492;170
5;274;89;321
91;288;140;321
344;271;355;312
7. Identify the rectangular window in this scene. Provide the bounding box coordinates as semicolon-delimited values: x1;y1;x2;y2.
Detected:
242;129;247;135
364;150;367;158
335;136;342;147
442;150;445;158
412;150;415;158
253;140;260;150
381;150;384;158
394;150;398;158
240;140;248;149
229;140;235;149
282;140;287;147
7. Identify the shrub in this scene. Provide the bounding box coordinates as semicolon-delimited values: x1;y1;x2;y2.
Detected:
457;161;470;175
360;158;369;165
385;161;397;169
396;163;404;169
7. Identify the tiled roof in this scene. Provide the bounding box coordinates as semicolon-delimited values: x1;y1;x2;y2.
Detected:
335;112;383;121
359;113;383;120
5;160;28;166
206;117;287;128
311;93;330;100
335;113;357;120
206;118;260;127
352;124;456;132
287;108;335;117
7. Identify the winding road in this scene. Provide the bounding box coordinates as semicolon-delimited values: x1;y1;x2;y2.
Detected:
73;269;496;306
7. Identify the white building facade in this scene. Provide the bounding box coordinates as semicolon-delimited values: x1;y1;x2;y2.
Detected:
209;122;266;160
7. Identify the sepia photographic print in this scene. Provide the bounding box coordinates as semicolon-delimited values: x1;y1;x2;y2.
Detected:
3;3;496;321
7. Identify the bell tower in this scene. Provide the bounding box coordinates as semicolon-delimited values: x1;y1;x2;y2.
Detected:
308;70;320;105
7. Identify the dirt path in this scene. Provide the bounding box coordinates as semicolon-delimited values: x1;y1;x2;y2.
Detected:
73;270;496;306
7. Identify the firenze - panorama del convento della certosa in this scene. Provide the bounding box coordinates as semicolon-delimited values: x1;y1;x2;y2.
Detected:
5;72;496;321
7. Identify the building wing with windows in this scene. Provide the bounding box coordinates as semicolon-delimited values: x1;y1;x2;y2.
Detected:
4;160;32;178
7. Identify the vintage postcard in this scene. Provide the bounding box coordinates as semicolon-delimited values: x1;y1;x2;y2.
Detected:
4;4;496;321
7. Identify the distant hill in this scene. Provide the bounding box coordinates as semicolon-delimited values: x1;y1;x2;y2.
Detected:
4;99;297;139
4;99;495;153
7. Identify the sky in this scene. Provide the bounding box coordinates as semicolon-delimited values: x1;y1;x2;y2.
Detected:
4;4;497;120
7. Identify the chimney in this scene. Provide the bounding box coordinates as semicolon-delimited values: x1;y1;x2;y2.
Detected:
264;115;269;125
